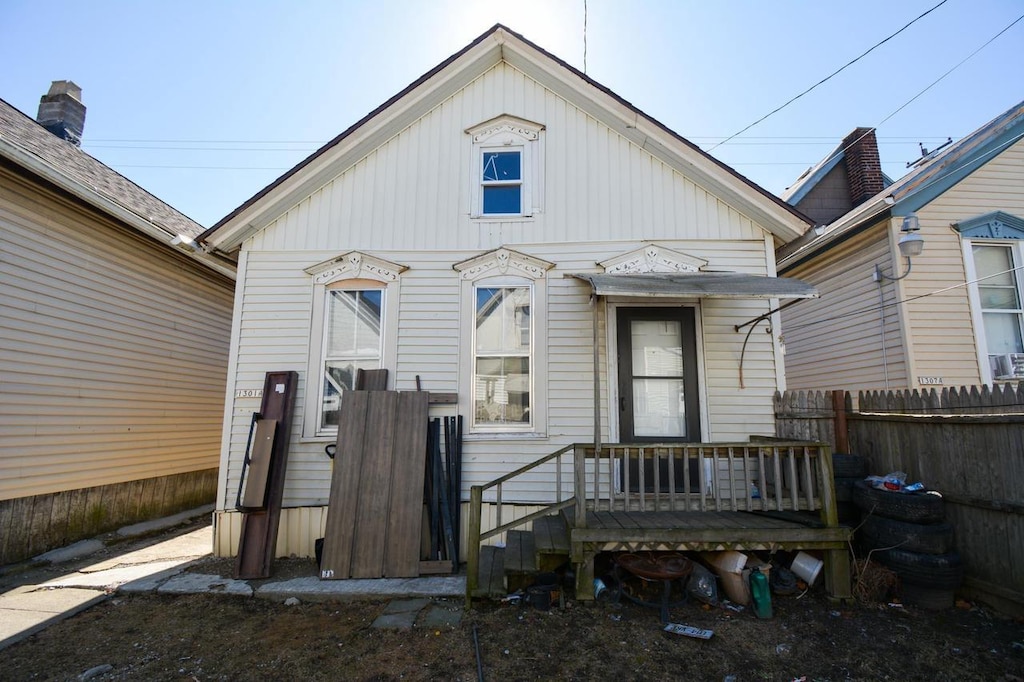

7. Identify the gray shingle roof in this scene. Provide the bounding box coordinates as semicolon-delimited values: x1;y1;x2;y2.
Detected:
0;97;204;240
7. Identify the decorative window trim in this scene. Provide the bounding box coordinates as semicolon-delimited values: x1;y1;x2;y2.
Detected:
953;211;1024;240
303;251;407;438
599;243;709;274
467;115;544;219
455;248;553;436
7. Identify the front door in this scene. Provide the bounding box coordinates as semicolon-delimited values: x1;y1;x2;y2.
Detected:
617;307;701;443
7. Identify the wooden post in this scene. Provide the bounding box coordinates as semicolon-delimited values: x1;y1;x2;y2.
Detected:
465;486;483;609
832;390;849;453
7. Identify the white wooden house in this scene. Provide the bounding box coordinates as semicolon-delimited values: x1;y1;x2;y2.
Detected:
199;25;818;560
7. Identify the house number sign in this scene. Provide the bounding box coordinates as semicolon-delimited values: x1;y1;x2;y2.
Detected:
235;389;264;399
918;377;943;385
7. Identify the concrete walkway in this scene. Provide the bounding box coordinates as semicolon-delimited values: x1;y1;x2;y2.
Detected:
0;508;465;650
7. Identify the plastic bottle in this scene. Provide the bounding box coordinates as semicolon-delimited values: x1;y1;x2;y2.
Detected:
749;569;772;619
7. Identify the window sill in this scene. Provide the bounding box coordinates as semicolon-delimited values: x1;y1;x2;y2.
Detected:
470;214;536;222
464;431;548;441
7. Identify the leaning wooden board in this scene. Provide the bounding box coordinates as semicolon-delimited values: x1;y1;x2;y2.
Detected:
320;390;429;579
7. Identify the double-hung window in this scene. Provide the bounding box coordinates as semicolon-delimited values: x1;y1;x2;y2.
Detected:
454;248;552;435
467;115;543;218
481;150;522;215
304;252;405;437
958;211;1024;382
971;243;1024;378
321;286;383;429
474;285;531;426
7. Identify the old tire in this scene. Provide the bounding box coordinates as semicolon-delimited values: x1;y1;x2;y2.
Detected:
861;516;954;555
834;476;861;503
852;480;945;523
832;453;868;478
901;583;955;610
873;548;964;589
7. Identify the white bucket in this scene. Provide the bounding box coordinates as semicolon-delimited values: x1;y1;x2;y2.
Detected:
790;551;823;586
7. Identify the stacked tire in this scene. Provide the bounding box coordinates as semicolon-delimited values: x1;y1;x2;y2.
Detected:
832;453;868;525
853;479;963;609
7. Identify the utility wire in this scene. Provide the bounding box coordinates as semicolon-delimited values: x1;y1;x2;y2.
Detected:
707;0;949;151
784;264;1024;333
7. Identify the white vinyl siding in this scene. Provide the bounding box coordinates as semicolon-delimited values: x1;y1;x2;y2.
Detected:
0;167;232;501
781;223;908;392
246;63;765;255
219;240;779;513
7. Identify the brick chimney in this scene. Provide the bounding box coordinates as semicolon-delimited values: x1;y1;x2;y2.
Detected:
842;127;884;207
36;80;86;146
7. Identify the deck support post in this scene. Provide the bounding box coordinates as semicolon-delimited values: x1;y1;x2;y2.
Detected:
824;547;853;601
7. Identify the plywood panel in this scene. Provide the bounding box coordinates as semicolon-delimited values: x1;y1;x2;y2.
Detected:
384;391;430;576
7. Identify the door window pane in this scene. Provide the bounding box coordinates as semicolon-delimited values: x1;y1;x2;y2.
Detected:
630;321;684;376
632;378;686;438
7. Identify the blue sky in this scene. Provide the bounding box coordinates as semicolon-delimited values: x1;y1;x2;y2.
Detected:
1;0;1021;228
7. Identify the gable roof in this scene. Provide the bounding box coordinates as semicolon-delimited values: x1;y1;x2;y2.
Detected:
0;96;235;279
779;99;1024;269
200;24;811;252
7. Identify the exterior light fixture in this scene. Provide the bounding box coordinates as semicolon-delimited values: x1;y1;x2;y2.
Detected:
874;213;924;282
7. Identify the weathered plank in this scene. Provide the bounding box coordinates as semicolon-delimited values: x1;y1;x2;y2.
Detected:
383;391;429;577
351;391;400;578
320;391;370;579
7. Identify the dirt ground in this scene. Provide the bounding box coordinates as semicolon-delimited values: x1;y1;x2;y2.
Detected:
4;537;1024;682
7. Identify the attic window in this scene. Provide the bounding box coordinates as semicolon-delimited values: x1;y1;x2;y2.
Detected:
467;115;544;219
482;150;522;214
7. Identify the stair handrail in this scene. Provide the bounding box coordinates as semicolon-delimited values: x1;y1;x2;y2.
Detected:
466;442;577;606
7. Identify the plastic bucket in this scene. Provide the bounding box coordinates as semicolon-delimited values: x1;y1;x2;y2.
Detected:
791;551;823;586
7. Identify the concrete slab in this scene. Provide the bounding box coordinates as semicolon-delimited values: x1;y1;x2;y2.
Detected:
0;586;107;651
157;573;253;597
383;598;431;614
34;539;105;564
371;611;420;629
115;504;214;537
255;576;466;602
419;603;463;629
43;559;195;590
118;564;201;594
84;527;211;572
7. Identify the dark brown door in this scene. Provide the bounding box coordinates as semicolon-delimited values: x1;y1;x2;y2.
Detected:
617;307;702;491
617;307;701;442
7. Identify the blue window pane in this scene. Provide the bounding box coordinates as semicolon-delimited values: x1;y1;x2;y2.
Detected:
482;151;521;181
483;186;521;214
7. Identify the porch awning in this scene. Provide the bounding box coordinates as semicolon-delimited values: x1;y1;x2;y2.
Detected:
569;272;818;299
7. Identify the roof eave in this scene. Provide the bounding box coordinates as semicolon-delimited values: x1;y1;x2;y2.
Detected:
0;137;236;280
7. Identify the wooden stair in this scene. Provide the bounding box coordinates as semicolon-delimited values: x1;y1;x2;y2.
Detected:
473;514;571;598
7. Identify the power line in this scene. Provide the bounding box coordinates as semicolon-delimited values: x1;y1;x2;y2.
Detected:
785;264;1024;333
707;0;949;151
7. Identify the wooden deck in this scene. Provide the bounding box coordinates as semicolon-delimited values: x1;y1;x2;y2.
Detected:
578;510;849;550
466;441;853;606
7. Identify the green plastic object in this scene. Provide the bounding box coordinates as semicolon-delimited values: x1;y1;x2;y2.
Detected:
749;570;773;619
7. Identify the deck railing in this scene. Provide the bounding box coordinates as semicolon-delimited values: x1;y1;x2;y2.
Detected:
466;439;838;604
575;441;837;521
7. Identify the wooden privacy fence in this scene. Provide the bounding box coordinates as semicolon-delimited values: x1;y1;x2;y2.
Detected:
775;383;1024;615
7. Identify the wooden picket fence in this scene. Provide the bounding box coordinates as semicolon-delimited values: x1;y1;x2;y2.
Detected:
775;383;1024;616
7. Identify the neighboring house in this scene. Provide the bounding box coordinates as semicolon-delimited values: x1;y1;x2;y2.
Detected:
0;82;236;564
778;101;1024;392
198;25;817;560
